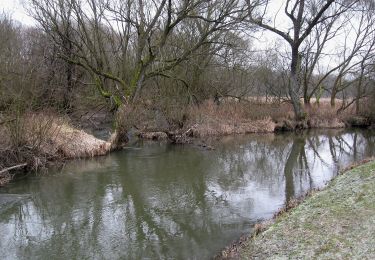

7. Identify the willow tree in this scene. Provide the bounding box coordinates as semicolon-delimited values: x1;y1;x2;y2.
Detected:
246;0;359;120
29;0;245;109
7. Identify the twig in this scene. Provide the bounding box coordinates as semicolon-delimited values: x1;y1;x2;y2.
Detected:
0;163;28;175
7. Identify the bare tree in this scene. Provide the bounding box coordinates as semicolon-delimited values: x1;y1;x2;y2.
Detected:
29;0;245;109
246;0;358;119
300;9;347;105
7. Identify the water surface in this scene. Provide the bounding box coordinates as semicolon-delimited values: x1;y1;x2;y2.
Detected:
0;130;374;259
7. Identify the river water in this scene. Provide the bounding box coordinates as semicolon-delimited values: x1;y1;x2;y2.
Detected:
0;130;374;259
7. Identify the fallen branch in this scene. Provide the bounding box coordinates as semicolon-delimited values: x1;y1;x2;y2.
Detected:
0;163;28;175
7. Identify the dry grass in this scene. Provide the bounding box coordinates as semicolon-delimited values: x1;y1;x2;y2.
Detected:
186;100;282;137
358;96;375;124
190;99;293;122
11;112;111;159
115;98;354;139
186;99;352;136
189;118;276;137
113;97;361;142
48;123;111;158
306;102;347;129
115;100;280;139
0;112;112;185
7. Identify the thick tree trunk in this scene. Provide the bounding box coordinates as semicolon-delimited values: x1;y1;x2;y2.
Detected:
290;48;305;120
289;75;305;120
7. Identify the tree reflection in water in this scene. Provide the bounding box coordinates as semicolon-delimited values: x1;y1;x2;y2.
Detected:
0;130;374;259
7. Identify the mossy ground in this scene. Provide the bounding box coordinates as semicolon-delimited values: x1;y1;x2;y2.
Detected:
240;160;375;259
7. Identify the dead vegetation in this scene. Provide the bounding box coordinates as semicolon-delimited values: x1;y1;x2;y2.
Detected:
0;97;366;186
306;101;348;129
113;98;362;142
0;111;112;186
0;170;11;186
186;100;279;136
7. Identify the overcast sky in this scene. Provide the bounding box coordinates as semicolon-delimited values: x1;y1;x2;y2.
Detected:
0;0;358;71
1;0;35;25
0;0;285;51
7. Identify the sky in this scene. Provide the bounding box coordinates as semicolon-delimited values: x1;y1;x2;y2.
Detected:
0;0;287;53
0;0;363;72
1;0;35;25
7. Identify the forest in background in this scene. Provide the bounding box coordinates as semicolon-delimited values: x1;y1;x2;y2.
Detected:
1;0;375;177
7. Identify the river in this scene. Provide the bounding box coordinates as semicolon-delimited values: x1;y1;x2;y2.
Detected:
0;129;374;259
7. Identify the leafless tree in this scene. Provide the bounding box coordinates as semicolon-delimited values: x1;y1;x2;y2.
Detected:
29;0;245;109
246;0;358;119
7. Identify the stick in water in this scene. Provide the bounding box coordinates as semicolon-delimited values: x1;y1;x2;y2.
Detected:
0;163;28;175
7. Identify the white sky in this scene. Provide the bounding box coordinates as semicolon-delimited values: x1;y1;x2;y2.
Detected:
0;0;287;54
0;0;35;25
0;0;366;73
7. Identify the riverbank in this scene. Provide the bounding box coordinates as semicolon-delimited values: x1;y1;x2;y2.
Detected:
0;113;113;186
1;98;373;186
217;158;375;259
129;99;372;140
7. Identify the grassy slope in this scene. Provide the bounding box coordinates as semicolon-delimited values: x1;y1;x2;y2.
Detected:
240;160;375;259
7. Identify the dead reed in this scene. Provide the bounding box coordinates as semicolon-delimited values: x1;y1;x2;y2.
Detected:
0;111;112;185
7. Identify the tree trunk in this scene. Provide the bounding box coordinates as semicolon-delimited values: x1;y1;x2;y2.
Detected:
331;76;341;107
290;48;305;120
356;67;364;114
304;95;311;107
355;81;361;114
62;22;74;111
63;61;74;110
131;68;145;103
330;88;337;107
303;78;310;107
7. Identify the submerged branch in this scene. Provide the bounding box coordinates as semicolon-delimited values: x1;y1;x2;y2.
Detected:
0;163;28;175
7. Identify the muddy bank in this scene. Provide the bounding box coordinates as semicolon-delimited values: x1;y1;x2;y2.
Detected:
216;158;375;259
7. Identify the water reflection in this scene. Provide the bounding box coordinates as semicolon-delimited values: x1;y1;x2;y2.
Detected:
0;130;374;259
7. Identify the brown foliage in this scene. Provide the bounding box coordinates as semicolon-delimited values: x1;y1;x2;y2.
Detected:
186;100;282;136
305;101;348;129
